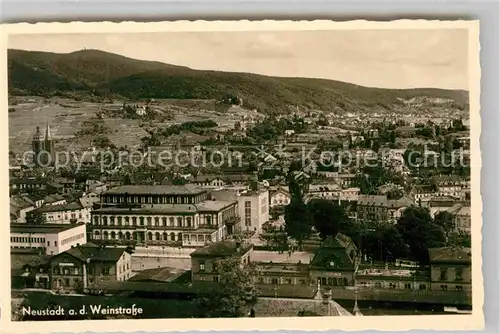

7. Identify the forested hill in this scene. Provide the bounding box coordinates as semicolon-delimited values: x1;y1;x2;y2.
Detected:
8;49;469;114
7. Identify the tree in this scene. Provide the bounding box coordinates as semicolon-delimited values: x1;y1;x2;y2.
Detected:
284;200;312;248
308;199;349;240
26;211;46;225
389;130;396;144
434;211;455;234
396;206;446;264
195;256;256;318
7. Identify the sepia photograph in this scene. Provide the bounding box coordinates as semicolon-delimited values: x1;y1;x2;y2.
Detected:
1;20;482;331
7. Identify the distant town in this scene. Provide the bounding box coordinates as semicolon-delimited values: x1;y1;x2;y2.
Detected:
9;88;472;319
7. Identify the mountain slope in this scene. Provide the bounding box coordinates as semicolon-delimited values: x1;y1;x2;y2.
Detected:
8;49;469;113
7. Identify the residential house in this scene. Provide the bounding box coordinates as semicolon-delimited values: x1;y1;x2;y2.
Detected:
428;247;471;293
269;187;291;208
33;201;91;225
190;240;253;283
49;243;133;292
238;189;269;233
10;196;36;223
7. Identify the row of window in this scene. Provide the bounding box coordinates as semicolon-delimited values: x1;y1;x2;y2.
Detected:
103;194;204;205
11;236;45;243
94;215;216;227
47;211;85;221
93;230;212;243
61;233;85;246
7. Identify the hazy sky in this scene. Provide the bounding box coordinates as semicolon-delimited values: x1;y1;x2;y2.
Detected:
9;29;469;90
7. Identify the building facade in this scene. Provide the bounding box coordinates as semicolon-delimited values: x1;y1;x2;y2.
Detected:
49;243;132;292
89;185;240;248
33;202;91;225
238;189;269;233
10;223;87;255
429;247;472;292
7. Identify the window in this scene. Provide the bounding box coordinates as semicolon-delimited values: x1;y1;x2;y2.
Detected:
102;267;110;275
110;217;115;226
117;217;122;226
177;217;182;227
389;283;396;289
285;278;292;285
419;284;426;290
132;217;137;226
213;276;219;283
199;262;205;272
147;217;152;226
455;267;463;281
440;285;448;291
455;285;463;292
404;283;412;289
271;278;279;284
54;241;58;246
154;217;159;226
440;268;448;281
162;217;167;226
375;282;382;288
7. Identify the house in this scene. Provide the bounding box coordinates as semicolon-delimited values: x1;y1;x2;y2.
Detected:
10;196;36;223
53;177;77;194
428;247;471;293
48;243;133;293
192;174;226;187
410;185;436;204
190;240;253;283
10;223;87;255
445;204;472;233
43;193;67;206
269;188;291;208
32;201;91;224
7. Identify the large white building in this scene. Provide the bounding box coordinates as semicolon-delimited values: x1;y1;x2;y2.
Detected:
89;185;240;247
238;189;269;233
10;223;87;255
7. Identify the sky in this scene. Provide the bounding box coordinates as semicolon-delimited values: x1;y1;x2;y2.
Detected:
8;29;469;90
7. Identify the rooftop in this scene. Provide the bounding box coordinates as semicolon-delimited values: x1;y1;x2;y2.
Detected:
251;251;313;265
11;223;85;234
129;267;187;283
429;247;472;263
104;184;205;196
34;201;83;213
60;243;130;263
190;240;252;257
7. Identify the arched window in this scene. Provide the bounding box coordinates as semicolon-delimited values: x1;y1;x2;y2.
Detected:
118;232;123;239
163;232;168;241
94;231;100;239
110;217;115;226
328;278;333;286
124;216;129;226
169;217;175;226
139;217;145;226
132;217;137;226
147;217;152;226
102;217;108;226
103;231;109;240
154;217;160;226
110;231;116;239
206;216;212;225
186;217;192;227
125;232;131;240
170;232;176;241
155;232;160;241
178;233;182;241
162;217;167;226
177;217;183;227
117;217;122;226
147;232;153;241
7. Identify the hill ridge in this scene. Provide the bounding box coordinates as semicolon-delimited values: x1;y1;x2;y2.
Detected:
7;49;469;114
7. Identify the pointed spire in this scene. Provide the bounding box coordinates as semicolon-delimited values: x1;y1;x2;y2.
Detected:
44;121;52;141
32;126;43;141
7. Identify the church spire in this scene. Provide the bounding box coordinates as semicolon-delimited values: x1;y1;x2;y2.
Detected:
44;121;52;141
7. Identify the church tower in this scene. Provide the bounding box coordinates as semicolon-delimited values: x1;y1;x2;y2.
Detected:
43;122;55;166
32;126;43;166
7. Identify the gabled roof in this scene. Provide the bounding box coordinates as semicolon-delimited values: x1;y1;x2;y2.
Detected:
358;195;387;207
191;240;252;258
56;243;129;263
428;247;471;264
310;233;357;269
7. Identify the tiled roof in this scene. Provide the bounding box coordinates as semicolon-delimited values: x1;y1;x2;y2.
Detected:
428;247;471;263
62;243;129;263
34;201;83;213
358;195;387;207
104;184;205;196
129;267;187;283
